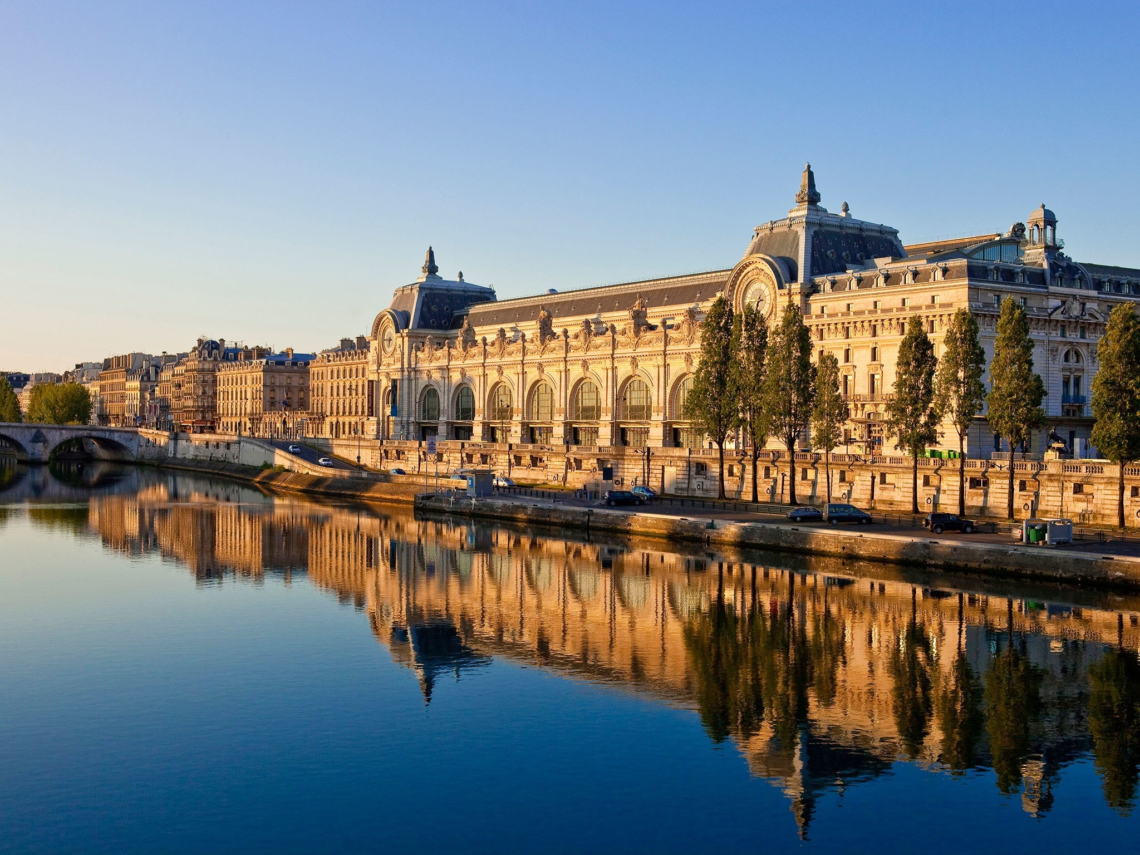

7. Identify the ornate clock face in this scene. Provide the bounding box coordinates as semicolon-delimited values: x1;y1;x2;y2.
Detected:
382;326;396;353
744;278;775;320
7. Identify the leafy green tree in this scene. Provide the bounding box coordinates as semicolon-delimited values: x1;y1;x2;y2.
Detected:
0;376;21;423
885;315;939;515
1091;304;1140;528
732;304;768;502
987;298;1046;519
934;309;987;516
26;383;92;425
811;352;848;503
762;303;815;505
1088;647;1140;814
683;297;736;498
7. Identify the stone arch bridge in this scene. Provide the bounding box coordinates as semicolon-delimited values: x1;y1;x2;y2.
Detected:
0;423;141;462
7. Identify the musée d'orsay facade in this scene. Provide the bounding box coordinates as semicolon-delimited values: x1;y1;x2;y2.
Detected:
340;166;1140;491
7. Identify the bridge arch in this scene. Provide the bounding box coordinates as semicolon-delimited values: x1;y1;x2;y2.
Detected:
0;431;29;461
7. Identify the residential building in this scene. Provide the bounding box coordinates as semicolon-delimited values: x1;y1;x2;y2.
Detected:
307;336;372;439
216;348;312;437
170;339;268;432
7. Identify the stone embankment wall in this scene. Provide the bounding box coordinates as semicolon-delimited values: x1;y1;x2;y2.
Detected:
415;494;1140;589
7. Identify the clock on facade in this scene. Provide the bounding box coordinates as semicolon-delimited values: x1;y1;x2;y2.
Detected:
382;325;396;354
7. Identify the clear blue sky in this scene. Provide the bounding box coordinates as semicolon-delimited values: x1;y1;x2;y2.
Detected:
2;0;1138;371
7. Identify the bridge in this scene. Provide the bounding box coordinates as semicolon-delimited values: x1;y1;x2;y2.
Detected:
0;423;141;462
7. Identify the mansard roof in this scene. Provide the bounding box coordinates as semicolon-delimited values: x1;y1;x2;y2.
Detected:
461;269;728;329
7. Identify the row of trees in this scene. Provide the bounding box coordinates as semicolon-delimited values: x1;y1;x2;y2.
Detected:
0;379;92;426
683;294;1105;520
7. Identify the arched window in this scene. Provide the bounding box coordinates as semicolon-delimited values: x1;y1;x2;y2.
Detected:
529;382;554;421
573;381;600;420
622;378;651;420
489;384;513;421
673;376;694;419
421;387;440;421
454;386;475;420
1063;348;1083;364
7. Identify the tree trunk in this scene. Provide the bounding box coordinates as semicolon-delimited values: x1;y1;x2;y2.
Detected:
1119;461;1126;529
958;432;966;517
751;449;759;503
717;441;726;499
1006;441;1015;520
787;442;797;505
912;451;920;515
825;450;831;503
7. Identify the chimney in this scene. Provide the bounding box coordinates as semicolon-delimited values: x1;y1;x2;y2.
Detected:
356;335;368;350
286;347;294;359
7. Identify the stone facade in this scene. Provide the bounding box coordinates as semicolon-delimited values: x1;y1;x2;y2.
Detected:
346;167;1140;497
168;339;268;433
216;349;312;438
307;337;372;439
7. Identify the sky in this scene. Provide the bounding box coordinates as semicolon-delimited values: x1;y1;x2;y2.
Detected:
2;0;1139;372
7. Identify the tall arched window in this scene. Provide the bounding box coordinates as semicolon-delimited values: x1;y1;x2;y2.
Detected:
673;376;693;419
573;381;600;420
621;378;651;420
489;384;512;421
454;386;475;420
1063;348;1083;364
421;387;440;421
529;382;554;421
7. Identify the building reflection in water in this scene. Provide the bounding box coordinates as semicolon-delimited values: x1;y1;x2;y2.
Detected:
14;465;1140;833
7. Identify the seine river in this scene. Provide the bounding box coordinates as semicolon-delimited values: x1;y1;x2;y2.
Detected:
2;462;1140;852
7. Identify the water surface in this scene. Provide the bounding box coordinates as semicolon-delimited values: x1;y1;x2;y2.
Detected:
2;463;1139;852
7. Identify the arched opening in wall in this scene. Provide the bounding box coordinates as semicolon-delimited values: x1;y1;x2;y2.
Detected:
487;383;512;443
419;387;440;441
451;386;475;441
569;380;600;447
617;377;651;448
525;381;554;444
667;375;701;449
52;436;132;463
0;433;28;463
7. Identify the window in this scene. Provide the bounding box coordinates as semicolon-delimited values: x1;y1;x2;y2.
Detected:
529;382;554;421
901;297;910;308
1131;486;1139;499
455;386;475;420
763;466;771;479
1020;297;1027;307
573;380;601;420
672;376;693;420
871;324;878;337
838;470;847;483
801;468;809;481
420;387;440;421
873;300;881;310
1073;483;1084;495
622;378;651;420
870;346;878;362
923;474;931;487
572;426;598;446
819;305;827;316
993;295;1001;307
969;477;988;490
489;384;512;422
1079;326;1087;339
879;472;888;485
1059;324;1067;338
844;326;851;339
846;303;853;312
843;347;851;364
931;295;940;305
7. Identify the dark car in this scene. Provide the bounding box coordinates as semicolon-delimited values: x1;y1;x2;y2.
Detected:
824;503;873;525
602;490;643;507
923;512;975;534
388;467;407;476
631;486;658;502
787;507;824;522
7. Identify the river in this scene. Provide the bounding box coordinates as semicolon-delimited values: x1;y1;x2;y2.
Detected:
2;462;1139;852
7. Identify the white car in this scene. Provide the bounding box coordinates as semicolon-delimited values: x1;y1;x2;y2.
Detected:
317;457;333;467
287;444;302;454
493;475;516;488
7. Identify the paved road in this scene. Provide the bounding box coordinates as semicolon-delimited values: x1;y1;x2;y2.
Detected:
479;488;1140;559
266;440;357;472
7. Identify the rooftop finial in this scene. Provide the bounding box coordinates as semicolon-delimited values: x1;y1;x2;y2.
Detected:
795;163;821;206
422;246;438;277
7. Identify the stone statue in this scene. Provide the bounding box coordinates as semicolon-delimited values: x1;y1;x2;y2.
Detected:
460;316;477;351
537;305;555;342
629;294;649;337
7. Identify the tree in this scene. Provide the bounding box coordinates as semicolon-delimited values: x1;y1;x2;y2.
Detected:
0;376;21;423
987;297;1046;519
885;315;939;515
934;309;986;517
683;297;736;498
26;383;92;425
1091;304;1140;528
811;352;847;503
762;303;815;505
732;304;768;502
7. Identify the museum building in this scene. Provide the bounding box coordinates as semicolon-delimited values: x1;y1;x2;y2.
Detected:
357;166;1140;489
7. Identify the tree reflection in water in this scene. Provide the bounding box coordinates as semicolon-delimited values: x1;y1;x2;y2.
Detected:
888;587;936;759
1088;623;1140;815
935;595;984;774
985;600;1044;797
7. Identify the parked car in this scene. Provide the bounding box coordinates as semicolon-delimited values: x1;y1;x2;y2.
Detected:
493;475;516;488
824;503;873;525
287;444;302;454
923;512;976;534
388;467;407;476
787;507;824;522
602;490;643;507
631;486;658;502
317;457;333;467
